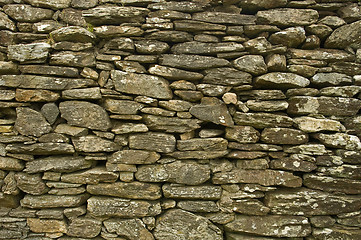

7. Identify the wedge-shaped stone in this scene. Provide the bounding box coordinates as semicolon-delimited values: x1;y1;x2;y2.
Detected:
27;218;67;233
50;51;96;67
294;117;344;133
15;172;49;195
87;181;161;200
61;167;118;184
143;115;201;133
213;169;302;187
24;0;71;9
261;128;308;145
233;55;267;76
104;99;144;115
172;42;244;55
287;48;355;62
62;87;101;100
112;70;172;99
167;150;229;160
0;75;96;90
154;209;223;240
234;112;293;129
82;6;150;25
159;54;230;70
0;11;16;31
59;101;111;131
8;43;50;63
193;12;256;25
163;184;222;200
148;1;208;12
257;8;318;27
325;20;361;49
203;68;252;86
87;196;161;218
50;26;96;43
3;4;53;22
174;20;226;32
311;73;352;87
304;174;361;194
15;107;51;137
159;100;193;112
288;96;361;116
21;194;89;209
72;135;120;152
67;218;102;238
104;218;154;240
225;215;311;238
255;72;310;89
25;156;92;173
313;133;361;150
177;138;228;151
129;132;176;153
0;156;24;171
6;143;75;155
226;126;260;144
54;124;88;137
0;61;18;75
109;150;160;164
148;65;203;81
265;188;361;216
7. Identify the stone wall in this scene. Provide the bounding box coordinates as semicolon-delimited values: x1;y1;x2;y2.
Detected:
0;0;361;239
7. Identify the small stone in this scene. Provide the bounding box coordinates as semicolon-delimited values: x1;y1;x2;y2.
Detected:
129;132;176;153
257;8;319;27
177;138;227;151
319;16;346;28
0;61;18;75
8;43;50;63
269;26;306;48
115;61;147;73
233;55;267;76
306;24;333;40
255;72;310;89
0;157;24;171
25;156;92;173
0;11;16;31
135;40;169;54
146;30;192;42
237;90;286;100
197;84;231;97
15;107;52;137
261;128;308;145
67;218;101;238
27;218;67;234
174;20;226;32
319;86;361;98
104;218;154;240
174;90;203;102
71;0;97;9
246;100;288;112
222;93;238;104
108;150;160;165
312;226;361;239
54;124;88;137
62;87;101;100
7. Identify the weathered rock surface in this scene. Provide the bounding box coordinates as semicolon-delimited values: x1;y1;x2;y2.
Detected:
24;0;71;9
163;184;222;200
14;107;51;137
129;132;176;153
8;43;50;63
149;65;203;81
21;194;89;208
67;218;102;238
104;218;154;240
61;167;118;184
294;117;344;132
225;126;260;143
304;174;361;195
255;72;310;89
15;172;49;195
159;54;230;70
257;8;319;27
25;156;92;173
143;115;201;133
325;20;361;49
233;55;267;76
109;150;160;165
6;143;75;155
203;67;252;86
313;133;361;150
72;135;120;152
27;218;67;233
50;51;96;67
234;112;293;129
261;128;308;145
4;4;53;23
172;41;244;55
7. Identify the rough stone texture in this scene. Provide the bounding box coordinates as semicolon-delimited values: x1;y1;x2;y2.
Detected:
21;194;89;208
261;128;308;145
25;156;92;173
257;8;319;27
3;4;53;23
233;55;267;76
159;54;230;70
255;72;310;89
8;43;50;63
104;218;154;240
325;20;361;49
14;107;51;137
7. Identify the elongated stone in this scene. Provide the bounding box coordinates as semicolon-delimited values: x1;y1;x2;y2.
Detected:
15;172;49;195
50;51;96;67
61;167;118;184
225;126;260;143
313;133;361;150
257;8;318;27
261;128;308;145
163;184;222;200
6;143;75;155
0;157;24;171
234;112;293;129
129;132;176;153
8;43;50;63
25;156;92;173
294;117;344;132
159;54;230;70
143;115;201;133
148;1;208;12
312;226;361;240
193;12;256;25
94;25;144;38
21;194;89;208
325;20;361;49
109;150;160;165
50;26;96;43
304;174;361;194
148;65;203;81
174;20;226;32
27;218;67;233
177;138;227;151
16;89;60;102
104;218;154;240
255;72;310;89
203;68;252;86
4;4;53;23
103;99;144;115
172;42;244;55
67;218;102;238
72;135;120;152
167;150;229;160
24;0;71;9
287;49;355;62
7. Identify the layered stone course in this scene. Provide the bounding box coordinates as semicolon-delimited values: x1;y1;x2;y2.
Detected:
0;0;361;239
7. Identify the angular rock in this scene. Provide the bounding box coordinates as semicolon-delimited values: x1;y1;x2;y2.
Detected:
87;196;161;218
318;164;361;180
239;0;288;12
27;218;67;233
16;89;60;102
50;51;96;67
146;30;192;42
177;138;227;151
149;65;203;81
15;107;51;137
129;132;176;153
233;55;267;76
112;122;148;134
325;20;361;49
62;87;101;100
21;194;89;209
222;198;270;215
24;0;71;9
269;27;306;48
257;8;319;27
8;43;50;63
109;150;160;165
203;67;252;86
213;169;302;187
304;174;361;195
3;4;53;23
135;40;169;54
255;72;310;89
237;90;286;100
172;41;244;55
246;100;288;112
67;218;102;238
111;70;172;99
0;193;20;208
54;124;88;137
143;115;201;133
51;26;96;43
59;101;111;131
158;100;193;112
225;126;260;143
103;99;143;115
72;135;120;152
313;133;361;150
294;116;344;132
159;54;230;70
15;172;49;195
0;11;16;31
311;73;352;87
154;209;223;240
193;11;256;25
61;167;118;184
163;184;222;200
288;96;361;116
104;218;154;240
287;48;355;62
225;215;311;238
174;20;226;32
197;84;230;97
25;156;92;173
234;112;293;129
82;6;150;25
94;25;144;38
261;128;308;145
0;61;18;75
6;143;75;155
265;188;361;216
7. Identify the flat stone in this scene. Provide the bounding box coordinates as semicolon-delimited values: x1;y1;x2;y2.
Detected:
135;40;169;54
294;116;344;132
193;11;256;25
154;209;223;240
0;11;16;31
25;156;92;173
239;0;287;12
87;196;161;218
141;107;175;117
177;138;227;151
8;43;50;63
246;100;288;112
111;70;172;99
304;174;361;194
109;150;160;165
67;218;102;238
261;128;308;145
203;67;252;86
225;126;260;143
148;1;208;12
0;61;18;75
288;96;361;116
167;150;229;160
174;20;226;32
16;89;60;102
313;133;361;150
325;20;361;49
24;0;71;9
158;100;193;112
104;218;154;240
237;90;286;100
103;99;144;115
0;156;24;171
197;84;230;97
163;184;222;200
213;169;302;187
143;115;201;133
87;181;161;200
312;226;361;240
255;72;310;89
21;194;89;209
27;218;67;233
94;25;144;38
318;164;361;179
112;122;148;134
172;41;244;55
233;55;267;76
225;215;311;238
336;150;361;164
270;156;317;172
287;48;355;62
62;87;101;100
61;167;118;184
0;193;20;208
54;124;88;137
311;73;352;87
129;132;176;153
320;86;361;98
82;6;149;25
4;4;53;23
51;26;96;43
14;107;51;137
234;112;293;129
257;8;319;27
146;30;192;42
15;172;49;195
50;51;96;67
148;64;203;81
159;54;230;70
59;101;111;131
6;143;75;155
265;188;361;216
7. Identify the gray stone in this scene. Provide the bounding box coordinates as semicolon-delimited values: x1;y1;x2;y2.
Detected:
243;37;287;55
115;60;147;73
237;90;286;100
311;73;352;87
163;184;222;200
0;193;21;208
0;61;18;75
94;25;144;38
197;84;231;97
312;226;361;240
59;101;111;131
143;115;201;133
225;126;260;143
320;86;361;98
261;128;308;145
319;16;346;28
158;100;193;112
87;196;161;218
167;150;229;160
294;116;344;132
313;133;361;150
213;169;302;187
109;150;160;165
135;40;169;54
62;87;101;100
338;3;361;23
306;24;333;41
325;20;361;49
269;27;306;48
50;51;96;67
318;164;361;180
61;167;118;184
255;72;310;89
193;11;256;25
177;138;227;151
257;8;319;27
159;54;230;70
67;218;101;238
174;20;226;32
103;99;144;115
72;135;120;152
270;156;317;172
266;54;287;72
149;65;203;81
25;0;71;9
0;11;16;31
21;194;89;209
225;215;311;238
3;4;53;23
15;107;51;137
234;112;293;129
287;48;355;62
233;55;267;76
304;174;361;195
25;156;92;173
154;209;223;240
104;218;154;240
203;67;252;86
172;41;244;55
54;124;88;137
246;100;288;112
129;132;176;153
15;172;49;195
16;89;60;102
6;143;75;155
146;30;192;42
141;107;175;117
148;1;208;12
71;0;97;9
8;43;50;63
27;218;67;233
111;70;173;100
82;6;149;25
50;26;96;43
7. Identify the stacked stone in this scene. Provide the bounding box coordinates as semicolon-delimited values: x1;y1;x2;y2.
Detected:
0;0;361;239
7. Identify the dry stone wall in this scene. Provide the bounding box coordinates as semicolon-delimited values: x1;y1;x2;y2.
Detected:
0;0;361;239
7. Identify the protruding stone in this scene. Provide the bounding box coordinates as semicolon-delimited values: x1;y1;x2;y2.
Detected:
15;107;52;137
174;20;226;32
27;218;67;233
135;40;169;54
234;112;293;129
287;48;355;62
269;26;306;48
312;226;361;240
0;157;24;171
148;1;208;12
148;65;203;81
257;8;319;27
21;194;89;208
177;138;227;151
304;174;361;195
225;126;260;143
233;55;267;76
325;20;361;49
129;132;176;153
24;0;71;9
50;51;96;67
25;156;92;173
7;142;75;155
313;133;361;151
16;89;60;102
94;25;144;38
8;43;50;63
255;72;310;89
246;100;288;112
0;11;16;31
159;54;230;70
203;67;252;86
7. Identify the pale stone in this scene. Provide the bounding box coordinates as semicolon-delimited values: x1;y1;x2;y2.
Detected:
21;194;89;208
61;167;118;184
257;8;318;27
255;72;310;89
8;43;50;63
27;218;67;233
104;218;154;240
294;117;344;132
